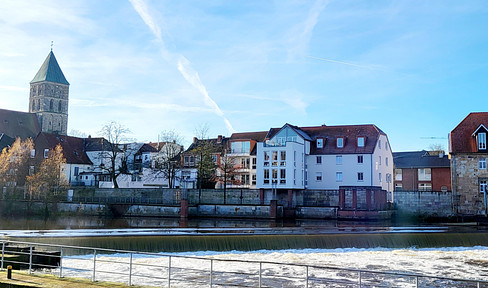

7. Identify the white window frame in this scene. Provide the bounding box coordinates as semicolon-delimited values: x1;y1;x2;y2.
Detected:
481;180;487;193
316;138;324;148
337;138;344;148
316;172;322;182
479;133;487;150
357;172;364;182
336;155;342;165
357;137;365;147
316;156;322;164
336;172;343;182
480;158;487;170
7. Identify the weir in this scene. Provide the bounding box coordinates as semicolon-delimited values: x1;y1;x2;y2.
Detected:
8;231;488;253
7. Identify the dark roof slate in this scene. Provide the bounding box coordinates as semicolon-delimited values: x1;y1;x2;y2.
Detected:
34;133;92;165
230;131;267;142
31;51;69;85
0;133;15;151
0;108;41;140
393;151;450;169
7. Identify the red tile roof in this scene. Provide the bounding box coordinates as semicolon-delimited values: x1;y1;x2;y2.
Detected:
450;112;488;153
34;133;92;165
230;131;268;141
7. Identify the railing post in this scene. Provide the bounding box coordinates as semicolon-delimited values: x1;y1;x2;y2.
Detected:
168;256;171;288
415;275;419;288
92;249;97;282
359;271;362;287
129;252;133;286
259;262;262;288
29;245;33;274
210;259;213;287
59;248;63;278
1;242;4;270
305;265;309;288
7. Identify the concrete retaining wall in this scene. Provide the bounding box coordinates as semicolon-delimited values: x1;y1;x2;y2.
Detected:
296;207;337;219
394;191;453;217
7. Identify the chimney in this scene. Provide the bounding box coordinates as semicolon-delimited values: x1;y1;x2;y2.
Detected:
439;151;444;158
217;135;222;143
193;137;198;143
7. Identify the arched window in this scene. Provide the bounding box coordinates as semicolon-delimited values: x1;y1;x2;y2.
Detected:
37;99;41;110
50;99;54;111
32;100;35;111
58;101;62;112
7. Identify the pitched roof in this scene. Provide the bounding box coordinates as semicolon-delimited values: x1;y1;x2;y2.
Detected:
83;137;114;152
450;112;488;153
393;151;450;169
31;51;69;85
0;133;15;151
0;108;41;139
266;124;385;154
230;131;267;142
184;137;228;154
34;133;92;165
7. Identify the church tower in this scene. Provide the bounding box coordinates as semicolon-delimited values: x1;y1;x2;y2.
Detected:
29;51;70;135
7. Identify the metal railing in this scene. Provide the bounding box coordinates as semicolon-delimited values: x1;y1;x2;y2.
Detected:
1;240;487;287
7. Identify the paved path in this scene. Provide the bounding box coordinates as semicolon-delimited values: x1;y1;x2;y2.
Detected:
0;271;145;288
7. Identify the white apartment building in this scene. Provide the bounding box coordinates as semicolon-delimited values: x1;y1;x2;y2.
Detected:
257;124;393;193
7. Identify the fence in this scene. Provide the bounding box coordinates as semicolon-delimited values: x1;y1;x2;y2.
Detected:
1;240;487;287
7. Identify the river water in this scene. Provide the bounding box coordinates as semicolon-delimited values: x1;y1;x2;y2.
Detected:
1;216;488;285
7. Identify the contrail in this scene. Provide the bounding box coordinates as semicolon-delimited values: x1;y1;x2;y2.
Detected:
128;0;235;133
307;55;374;69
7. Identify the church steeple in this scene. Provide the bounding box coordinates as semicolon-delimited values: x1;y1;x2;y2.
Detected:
29;51;70;135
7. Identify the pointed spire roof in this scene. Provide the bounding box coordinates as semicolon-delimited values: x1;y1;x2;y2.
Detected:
30;51;69;85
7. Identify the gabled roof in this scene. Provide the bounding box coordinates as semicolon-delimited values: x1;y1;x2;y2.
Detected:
393;151;450;169
0;133;15;151
230;131;267;142
31;51;69;85
184;137;228;154
0;108;41;139
34;133;92;165
83;137;114;152
265;123;385;154
450;112;488;153
472;124;488;136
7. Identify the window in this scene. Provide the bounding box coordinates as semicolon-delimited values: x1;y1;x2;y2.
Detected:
395;169;402;181
480;158;487;169
30;149;35;158
337;138;344;148
317;138;324;148
385;142;389;151
379;173;382;182
231;141;250;154
272;151;278;161
280;169;286;179
252;158;257;169
378;140;381;149
336;172;343;182
316;172;322;181
277;137;286;145
316;156;322;164
378;156;381;166
29;166;34;176
479;133;487;150
386;157;389;166
272;169;278;179
419;183;432;191
336;155;342;165
418;168;432;181
357;155;363;164
264;151;269;161
241;158;250;169
481;180;487;193
358;172;364;182
395;183;403;191
252;174;256;185
43;149;49;158
357;137;365;147
58;101;62;112
264;169;269;184
50;99;54;111
281;151;286;161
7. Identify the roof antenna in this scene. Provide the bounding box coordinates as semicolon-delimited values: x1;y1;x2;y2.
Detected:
51;41;54;52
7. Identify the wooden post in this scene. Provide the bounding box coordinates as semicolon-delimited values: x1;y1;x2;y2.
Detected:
270;200;278;219
287;189;293;208
259;189;265;205
352;189;357;210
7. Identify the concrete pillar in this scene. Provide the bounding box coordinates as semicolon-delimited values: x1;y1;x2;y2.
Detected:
260;188;265;205
180;199;188;219
352;189;357;210
287;189;293;208
270;200;278;219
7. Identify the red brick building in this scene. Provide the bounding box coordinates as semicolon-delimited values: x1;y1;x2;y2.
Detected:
393;150;451;192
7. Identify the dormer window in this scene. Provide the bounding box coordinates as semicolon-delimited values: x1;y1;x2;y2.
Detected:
316;138;324;148
337;137;344;148
479;132;486;150
357;137;365;147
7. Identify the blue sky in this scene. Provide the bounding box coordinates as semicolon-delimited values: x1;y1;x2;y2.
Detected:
1;0;487;151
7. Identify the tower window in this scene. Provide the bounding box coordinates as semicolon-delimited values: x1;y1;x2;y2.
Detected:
50;99;54;111
58;101;62;112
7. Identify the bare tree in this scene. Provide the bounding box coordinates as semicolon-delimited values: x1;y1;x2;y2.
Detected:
154;130;184;188
99;121;131;188
427;143;445;155
194;122;210;139
27;144;68;206
216;150;239;203
68;129;87;138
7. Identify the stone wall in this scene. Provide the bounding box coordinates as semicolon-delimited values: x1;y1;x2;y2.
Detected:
451;153;488;215
394;191;453;217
